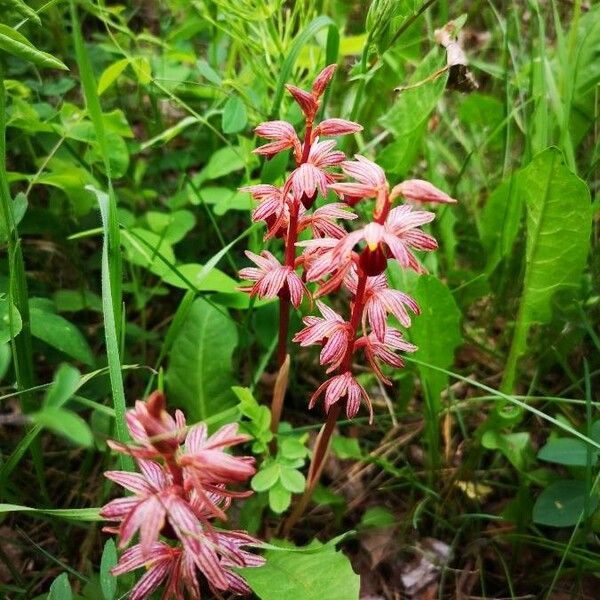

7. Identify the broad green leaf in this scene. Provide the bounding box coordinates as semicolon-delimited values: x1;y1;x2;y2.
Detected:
532;480;598;527
503;148;592;391
32;407;93;447
0;503;101;521
390;270;462;410
518;149;592;323
48;573;72;600
380;48;447;138
331;436;363;460
360;506;395;528
0;24;68;70
388;271;461;464
44;364;81;408
53;289;102;313
146;209;195;244
240;541;360;600
222;95;247;134
482;430;533;472
268;480;291;513
162;263;238;293
538;438;596;467
198;146;245;181
279;467;305;493
97;58;129;95
252;463;280;492
480;175;523;275
213;190;253;215
166;298;238;421
197;59;222;85
100;539;117;600
29;305;94;365
0;297;22;343
130;56;151;84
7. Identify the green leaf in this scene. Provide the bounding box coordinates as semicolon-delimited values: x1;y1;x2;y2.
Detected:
146;210;195;244
166;298;238;421
6;0;42;25
140;116;198;151
532;480;598;527
482;430;533;472
252;462;280;492
503;148;592;391
97;58;129;95
197;59;222;85
409;274;462;399
360;506;395;528
0;24;68;70
100;539;117;600
279;467;305;494
198;146;245;181
53;290;102;313
538;438;596;467
86;186;129;469
32;407;93;447
222;95;247;134
379;48;447;138
44;364;81;408
0;297;22;343
268;480;291;513
29;305;94;365
480;175;523;275
121;227;175;278
240;541;360;600
388;269;461;460
48;573;72;600
331;436;363;460
130;56;151;84
0;503;101;521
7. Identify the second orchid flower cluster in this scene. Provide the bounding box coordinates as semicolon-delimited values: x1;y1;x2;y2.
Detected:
240;64;456;424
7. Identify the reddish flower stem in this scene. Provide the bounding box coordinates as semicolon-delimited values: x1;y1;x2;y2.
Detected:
282;265;369;536
272;124;313;433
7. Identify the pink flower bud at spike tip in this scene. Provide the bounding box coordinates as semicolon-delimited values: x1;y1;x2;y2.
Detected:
390;179;457;204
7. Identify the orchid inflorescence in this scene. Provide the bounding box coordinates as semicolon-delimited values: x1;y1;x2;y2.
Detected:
102;64;456;599
240;64;456;424
100;391;264;600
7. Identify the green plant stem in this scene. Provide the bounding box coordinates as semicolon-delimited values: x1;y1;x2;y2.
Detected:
0;60;35;409
0;58;48;500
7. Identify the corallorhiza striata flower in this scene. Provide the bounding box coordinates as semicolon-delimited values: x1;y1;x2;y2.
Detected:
101;391;264;600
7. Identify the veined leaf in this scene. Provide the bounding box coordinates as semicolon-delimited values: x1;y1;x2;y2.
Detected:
0;24;68;70
0;297;22;343
502;148;592;391
166;298;238;421
97;58;129;95
240;540;360;600
32;407;93;447
29;305;94;366
532;480;598;527
48;573;72;600
100;539;117;600
222;95;247;134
